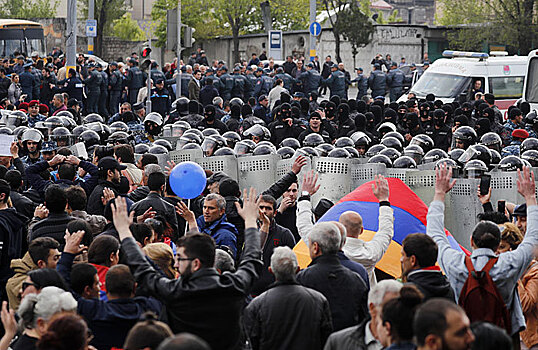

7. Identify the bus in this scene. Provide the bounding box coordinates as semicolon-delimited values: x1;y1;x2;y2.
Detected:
522;49;538;111
0;19;46;58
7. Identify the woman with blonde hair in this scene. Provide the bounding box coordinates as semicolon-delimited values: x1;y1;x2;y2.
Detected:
143;243;176;279
497;222;523;253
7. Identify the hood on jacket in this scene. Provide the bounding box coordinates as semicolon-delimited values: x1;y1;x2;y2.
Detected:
407;270;455;301
10;251;37;273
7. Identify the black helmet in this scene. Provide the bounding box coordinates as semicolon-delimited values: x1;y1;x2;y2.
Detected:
0;127;13;135
524;110;538;125
335;137;354;148
257;141;275;149
4;110;27;129
498;155;524;172
214;147;236;156
55;110;75;121
73;125;89;138
167;120;191;137
59;116;76;130
464;159;488;178
79;129;101;151
468;144;493;168
277;146;295;159
344;147;360;158
423;149;448;164
22;129;44;143
183;128;204;140
393;156;417;169
87;122;111;144
148;144;168;154
202;128;220;137
176;97;189;116
328;148;351;158
303;133;325;147
244;124;270;140
382;131;405;146
480;132;502;153
295;147;320;158
153;139;173;152
107;131;132;145
222;131;241;148
253;144;277;156
435;158;460;170
202;135;226;156
134;143;150;154
368;154;393;168
315;143;335;157
50;127;74;146
449;148;465;166
229;97;244;108
234;140;255;156
490;149;501;165
520;137;538;153
376;122;397;135
403;145;424;164
409;134;434;153
182;143;203;151
379;148;401;162
178;133;202;148
381;136;403;152
279;138;301;150
83;113;104;124
521;150;538;167
110;121;129;133
453;126;477;148
366;144;387;157
350;131;371;147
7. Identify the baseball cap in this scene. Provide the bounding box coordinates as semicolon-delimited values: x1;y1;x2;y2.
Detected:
306;62;314;68
133;102;145;111
258;95;268;102
513;203;527;217
98;156;127;172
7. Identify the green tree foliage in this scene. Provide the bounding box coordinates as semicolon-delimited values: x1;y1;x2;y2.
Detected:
0;0;57;18
436;0;537;54
112;13;146;41
336;2;374;67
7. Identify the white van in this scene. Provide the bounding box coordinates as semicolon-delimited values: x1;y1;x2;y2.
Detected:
522;49;538;111
400;51;527;117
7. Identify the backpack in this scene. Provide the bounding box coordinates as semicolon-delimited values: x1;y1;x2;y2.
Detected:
458;256;511;333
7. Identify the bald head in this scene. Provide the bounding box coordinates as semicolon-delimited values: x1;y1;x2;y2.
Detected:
332;221;347;249
339;211;363;238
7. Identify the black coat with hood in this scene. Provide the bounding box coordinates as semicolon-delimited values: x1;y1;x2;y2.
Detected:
336;103;356;138
406;269;455;301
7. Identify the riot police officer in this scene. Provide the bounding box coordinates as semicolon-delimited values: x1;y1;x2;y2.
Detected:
386;62;405;102
323;64;346;99
299;62;321;95
59;68;84;104
352;67;368;100
108;62;123;116
97;63;109;117
125;58;145;105
274;67;295;91
253;68;273;98
83;62;102;114
368;63;387;98
218;66;234;101
231;66;249;100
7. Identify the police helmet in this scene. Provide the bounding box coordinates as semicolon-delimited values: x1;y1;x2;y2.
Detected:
409;134;434;153
40;141;57;152
468;144;493;168
335;137;354;148
166;121;191;138
50;127;74;146
229;97;244;108
379;148;402;162
83;113;104;124
177;133;202;148
144;112;164;130
520;138;538;153
87;122;111;145
279;138;301;150
244;124;271;140
222;131;241;149
253;144;277;156
344;147;360;158
480;132;502;153
202;128;220;137
381;136;403;152
303;133;325;147
134;143;150;154
79;129;101;150
257;141;275;149
315;143;335;157
435;158;460;171
55;110;75;121
328;148;351;158
22;129;44;143
202;135;226;157
214;147;236;157
0;127;13;135
148;144;169;154
423;149;448;164
521;150;538;167
182;143;203;152
368;154;393;168
464;159;488;178
376;122;397;134
382;131;405;146
110;121;129;133
365;144;387;157
295;147;320;158
107;131;132;145
453;126;477;148
393;156;417;169
153;139;173;152
73;125;89;138
234;140;255;156
183;128;204;140
176;97;190;116
59;116;77;131
490;149;501;165
524;110;538;125
498;155;524;172
277;146;295;159
403;145;424;164
13;126;28;140
350;131;371;147
5;110;27;129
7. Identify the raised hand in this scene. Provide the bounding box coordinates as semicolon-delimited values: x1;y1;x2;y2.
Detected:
372;174;389;202
291;155;307;174
63;229;87;255
302;170;321;196
137;206;156;223
517;166;537;205
235;187;260;228
434;163;456;202
111;196;135;240
101;187;116;206
165;160;177;176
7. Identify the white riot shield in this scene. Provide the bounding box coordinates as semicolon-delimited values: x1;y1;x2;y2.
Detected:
311;157;353;207
195;155;239;181
350;163;386;189
238;154;279;195
169;149;203;164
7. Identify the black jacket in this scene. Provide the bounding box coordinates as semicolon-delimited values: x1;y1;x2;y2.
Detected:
87;180;119;215
243;280;333;350
28;212;74;248
268;119;303;147
121;227;263;350
131;192;179;241
324;318;371;350
10;191;36;220
297;254;369;332
275;205;298;242
406;269;456;302
128;185;150;202
0;208;28;288
262;171;297;201
251;221;296;296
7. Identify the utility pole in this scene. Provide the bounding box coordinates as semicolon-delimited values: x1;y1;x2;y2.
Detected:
88;0;94;54
309;0;316;62
66;0;77;75
175;0;182;98
146;37;152;113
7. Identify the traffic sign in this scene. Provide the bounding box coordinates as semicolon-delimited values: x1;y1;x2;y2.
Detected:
309;21;321;36
86;19;97;38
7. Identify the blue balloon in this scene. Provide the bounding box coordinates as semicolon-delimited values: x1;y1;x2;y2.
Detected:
169;161;207;199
